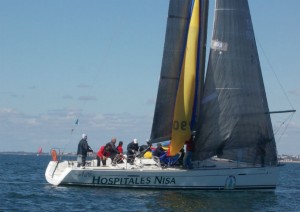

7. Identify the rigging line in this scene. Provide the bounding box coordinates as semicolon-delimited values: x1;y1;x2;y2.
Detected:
273;112;294;134
271;112;296;135
74;24;120;122
276;116;292;142
273;119;286;135
56;121;78;156
273;116;289;135
274;112;295;143
256;39;295;110
80;8;127;108
64;9;128;152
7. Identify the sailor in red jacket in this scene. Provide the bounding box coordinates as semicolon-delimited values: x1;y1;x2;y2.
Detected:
117;141;123;154
96;145;111;166
116;141;124;163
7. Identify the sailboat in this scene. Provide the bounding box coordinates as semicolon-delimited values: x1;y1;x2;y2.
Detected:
45;0;295;190
37;147;42;156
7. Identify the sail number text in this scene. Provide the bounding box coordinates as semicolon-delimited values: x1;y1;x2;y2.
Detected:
173;120;190;131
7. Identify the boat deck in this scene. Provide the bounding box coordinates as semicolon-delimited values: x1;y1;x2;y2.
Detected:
63;156;267;172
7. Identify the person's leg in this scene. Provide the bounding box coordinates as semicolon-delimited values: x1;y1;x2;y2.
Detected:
96;156;101;166
187;152;193;169
82;156;86;167
102;158;106;166
77;155;82;167
183;152;188;168
127;154;133;164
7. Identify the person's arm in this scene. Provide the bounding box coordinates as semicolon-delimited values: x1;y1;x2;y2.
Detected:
97;147;103;158
112;146;119;154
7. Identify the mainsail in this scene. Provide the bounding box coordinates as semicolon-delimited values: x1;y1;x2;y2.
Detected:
151;0;277;164
193;0;277;165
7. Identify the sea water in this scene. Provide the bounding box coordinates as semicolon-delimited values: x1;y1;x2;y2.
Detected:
0;154;299;211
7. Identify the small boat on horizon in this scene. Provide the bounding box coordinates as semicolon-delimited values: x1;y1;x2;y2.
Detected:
37;147;42;156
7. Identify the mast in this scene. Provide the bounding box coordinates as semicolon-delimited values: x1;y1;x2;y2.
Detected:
193;0;209;130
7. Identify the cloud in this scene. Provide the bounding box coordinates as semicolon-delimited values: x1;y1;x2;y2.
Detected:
77;84;91;89
28;86;37;90
0;92;24;98
62;95;73;100
78;96;97;101
146;98;156;105
0;108;18;115
289;89;300;96
1;105;298;155
0;107;152;153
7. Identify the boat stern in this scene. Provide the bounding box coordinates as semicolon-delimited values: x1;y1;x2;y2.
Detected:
45;161;72;186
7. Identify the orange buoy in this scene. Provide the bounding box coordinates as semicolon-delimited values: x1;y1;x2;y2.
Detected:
51;149;58;161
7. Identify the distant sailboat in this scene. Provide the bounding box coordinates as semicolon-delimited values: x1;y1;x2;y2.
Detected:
37;147;42;156
45;0;295;190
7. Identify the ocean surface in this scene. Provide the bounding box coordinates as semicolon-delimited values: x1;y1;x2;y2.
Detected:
0;154;299;212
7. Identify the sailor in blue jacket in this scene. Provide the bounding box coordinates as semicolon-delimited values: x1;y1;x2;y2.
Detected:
152;143;166;157
127;139;139;164
77;133;93;167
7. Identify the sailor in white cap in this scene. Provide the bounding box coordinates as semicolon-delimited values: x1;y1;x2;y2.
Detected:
127;138;139;164
77;133;93;168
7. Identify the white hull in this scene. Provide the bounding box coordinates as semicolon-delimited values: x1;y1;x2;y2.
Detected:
45;158;280;190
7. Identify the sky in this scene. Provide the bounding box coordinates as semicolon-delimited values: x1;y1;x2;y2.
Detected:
0;0;299;155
